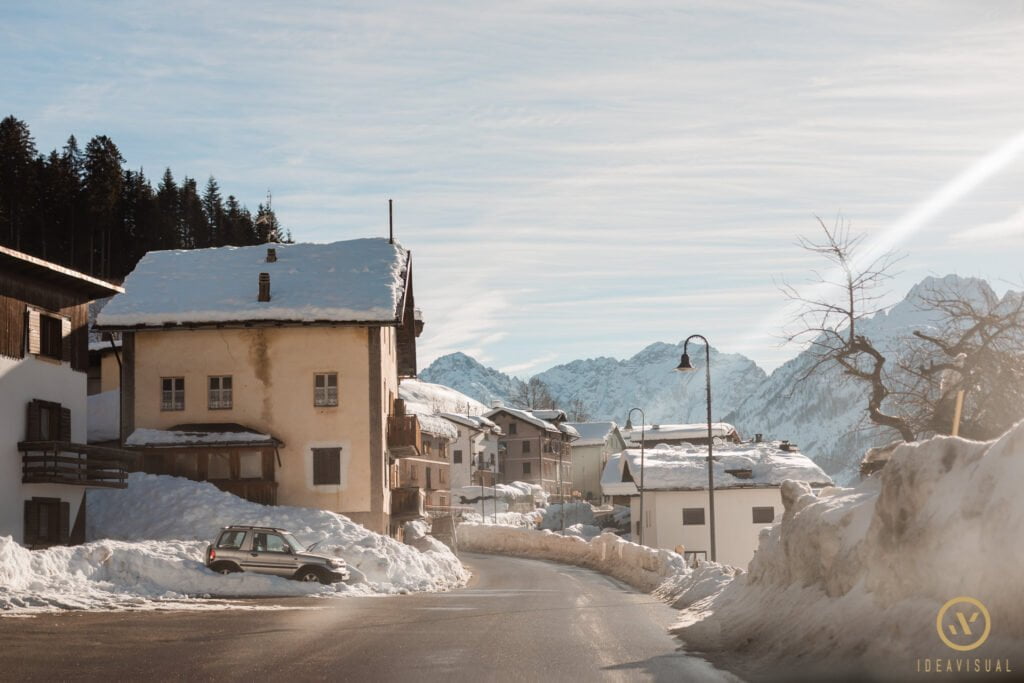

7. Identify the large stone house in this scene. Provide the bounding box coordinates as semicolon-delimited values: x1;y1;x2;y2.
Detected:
0;246;132;547
484;404;578;499
564;421;626;505
601;440;832;566
95;238;423;535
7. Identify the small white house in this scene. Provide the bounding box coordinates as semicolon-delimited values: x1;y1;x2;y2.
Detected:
601;440;832;567
439;412;502;490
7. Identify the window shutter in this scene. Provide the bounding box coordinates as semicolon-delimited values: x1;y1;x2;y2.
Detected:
60;407;72;442
59;501;70;544
26;308;40;355
60;317;71;362
23;501;39;546
26;400;41;441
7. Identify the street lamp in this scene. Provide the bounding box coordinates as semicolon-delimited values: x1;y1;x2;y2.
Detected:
676;334;716;563
624;408;646;546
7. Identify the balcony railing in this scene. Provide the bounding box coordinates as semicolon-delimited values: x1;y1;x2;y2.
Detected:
211;479;278;505
19;440;134;488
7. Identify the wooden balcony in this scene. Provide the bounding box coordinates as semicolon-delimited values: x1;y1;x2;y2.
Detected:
387;414;422;457
391;486;425;521
19;440;134;488
210;479;278;505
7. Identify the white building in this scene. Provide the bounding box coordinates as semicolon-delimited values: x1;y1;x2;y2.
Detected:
564;421;626;504
439;412;502;489
601;440;832;567
0;246;131;547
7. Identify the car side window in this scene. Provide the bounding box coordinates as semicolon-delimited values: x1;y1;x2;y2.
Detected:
264;534;289;553
217;530;247;550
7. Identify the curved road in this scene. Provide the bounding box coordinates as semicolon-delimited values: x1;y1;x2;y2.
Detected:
0;553;736;682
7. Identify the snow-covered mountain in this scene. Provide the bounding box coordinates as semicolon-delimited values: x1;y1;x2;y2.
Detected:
420;275;1011;484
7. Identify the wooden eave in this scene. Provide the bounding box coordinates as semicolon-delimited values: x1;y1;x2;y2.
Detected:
0;245;123;301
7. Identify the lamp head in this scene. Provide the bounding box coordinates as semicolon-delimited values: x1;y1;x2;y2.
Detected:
624;416;633;431
675;352;696;372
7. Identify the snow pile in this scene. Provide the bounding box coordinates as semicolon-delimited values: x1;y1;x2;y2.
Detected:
87;389;120;443
538;501;596;530
671;424;1024;675
1;536;337;613
96;239;408;327
459;525;686;593
88;473;468;595
462;510;542;528
452;481;545;513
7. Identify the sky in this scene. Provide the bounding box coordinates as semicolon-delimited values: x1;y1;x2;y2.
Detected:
4;1;1024;376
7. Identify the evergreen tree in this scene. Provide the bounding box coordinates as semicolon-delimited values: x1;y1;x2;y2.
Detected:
155;168;181;250
201;176;224;247
179;177;206;249
83;135;125;277
0;115;38;250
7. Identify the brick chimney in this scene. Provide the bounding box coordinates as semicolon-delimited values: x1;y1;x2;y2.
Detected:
258;272;271;301
266;248;277;263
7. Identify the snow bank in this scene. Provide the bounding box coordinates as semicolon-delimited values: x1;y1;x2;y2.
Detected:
538;501;596;530
671;424;1024;676
459;525;686;593
87;389;120;443
88;473;468;595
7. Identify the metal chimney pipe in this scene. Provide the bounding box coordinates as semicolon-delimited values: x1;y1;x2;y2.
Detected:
258;272;271;301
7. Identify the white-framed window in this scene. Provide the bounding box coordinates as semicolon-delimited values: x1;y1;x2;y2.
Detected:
161;377;185;411
208;376;233;410
314;372;338;407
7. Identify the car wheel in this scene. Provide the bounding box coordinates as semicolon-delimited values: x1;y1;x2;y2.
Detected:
296;568;325;583
210;562;240;575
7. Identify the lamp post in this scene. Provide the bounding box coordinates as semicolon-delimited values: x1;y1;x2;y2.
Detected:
624;408;646;546
675;335;716;563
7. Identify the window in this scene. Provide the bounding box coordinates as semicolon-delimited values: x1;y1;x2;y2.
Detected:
23;498;68;547
208;376;233;409
253;532;289;553
523;462;532;475
508;422;517;435
314;372;338;406
439;468;446;484
522;440;531;454
27;399;66;441
216;529;247;550
683;508;706;525
208;453;232;480
39;315;63;360
752;506;775;524
239;451;263;479
161;377;185;411
313;447;342;485
453;449;463;464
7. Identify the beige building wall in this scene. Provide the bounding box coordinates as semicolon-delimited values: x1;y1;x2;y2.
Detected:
100;352;120;394
133;325;396;532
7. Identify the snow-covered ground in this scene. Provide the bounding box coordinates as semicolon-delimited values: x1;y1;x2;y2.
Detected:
462;421;1024;677
1;473;467;615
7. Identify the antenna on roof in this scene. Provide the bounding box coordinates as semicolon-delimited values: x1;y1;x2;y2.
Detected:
388;199;394;244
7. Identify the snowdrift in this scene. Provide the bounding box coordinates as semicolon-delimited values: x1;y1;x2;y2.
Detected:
1;473;468;614
670;423;1024;678
459;525;686;593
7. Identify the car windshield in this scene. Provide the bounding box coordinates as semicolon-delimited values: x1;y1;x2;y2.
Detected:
281;533;303;553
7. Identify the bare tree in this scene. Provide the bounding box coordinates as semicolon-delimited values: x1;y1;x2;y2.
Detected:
567;398;590;422
509;377;556;410
781;216;912;440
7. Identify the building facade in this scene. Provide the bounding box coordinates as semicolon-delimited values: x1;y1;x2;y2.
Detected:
485;404;577;499
0;246;131;547
564;421;626;504
95;239;422;535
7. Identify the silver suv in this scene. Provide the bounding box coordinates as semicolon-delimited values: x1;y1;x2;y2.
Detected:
205;525;349;584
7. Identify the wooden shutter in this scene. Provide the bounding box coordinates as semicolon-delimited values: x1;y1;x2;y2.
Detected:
60;407;71;442
26;400;41;441
59;501;70;544
26;308;40;355
23;500;39;546
60;316;71;362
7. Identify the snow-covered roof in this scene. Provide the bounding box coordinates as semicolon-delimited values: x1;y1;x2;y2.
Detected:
125;424;282;448
622;422;737;444
414;414;459;440
601;441;832;495
439;412;502;435
485;405;578;437
96;238;410;328
530;409;566;422
565;421;618;447
399;378;487;416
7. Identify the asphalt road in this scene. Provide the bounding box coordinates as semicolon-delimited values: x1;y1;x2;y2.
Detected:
0;553;736;682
